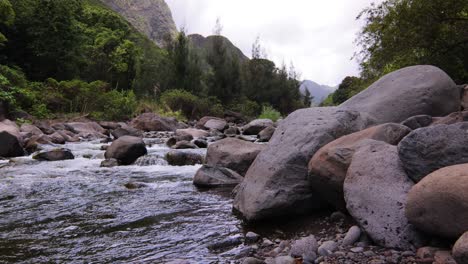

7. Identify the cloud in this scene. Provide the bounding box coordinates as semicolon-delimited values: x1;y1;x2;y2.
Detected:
165;0;381;86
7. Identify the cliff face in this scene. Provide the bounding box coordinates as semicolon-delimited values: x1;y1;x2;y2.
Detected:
188;34;249;62
99;0;177;47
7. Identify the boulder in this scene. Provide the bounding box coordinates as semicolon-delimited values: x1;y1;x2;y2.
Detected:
224;126;240;137
111;127;143;139
341;65;459;124
49;132;66;144
131;113;178;132
33;148;74;161
24;134;52;153
344;140;421;250
242;119;274;135
0;119;24;157
166;135;194;147
193;139;208;148
98;121;121;130
453;232;468;264
196;116;223;130
176;128;209;139
233;107;371;221
172;140;198;149
65;122;106;136
193;165;243;187
398;122;468;182
308;123;411;210
206;138;266;176
431;111;468;125
406;164;468;238
34;121;55;135
104;136;147;165
20;124;43;136
51;123;67;131
258;126;275;142
204;119;228;132
401;115;434;130
166;151;204;166
56;130;79;142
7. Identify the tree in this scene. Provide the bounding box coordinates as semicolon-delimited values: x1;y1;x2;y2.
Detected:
303;88;312;107
0;0;14;47
356;0;468;83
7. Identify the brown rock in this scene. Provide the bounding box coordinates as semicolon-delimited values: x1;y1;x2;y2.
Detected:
131;113;178;132
453;232;468;264
433;251;456;264
104;136;147;165
0;119;24;157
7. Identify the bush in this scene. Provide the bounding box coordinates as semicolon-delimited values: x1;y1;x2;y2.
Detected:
96;90;137;120
258;105;282;122
229;98;261;118
193;96;224;118
160;89;198;119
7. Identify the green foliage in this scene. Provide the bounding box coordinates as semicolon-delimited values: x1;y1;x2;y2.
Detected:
160;89;198;119
258;105;282;122
356;0;468;83
0;0;14;46
229;98;261;118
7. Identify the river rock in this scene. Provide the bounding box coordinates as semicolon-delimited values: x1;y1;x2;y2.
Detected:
34;121;55;135
131;113;178;132
206;138;265;176
318;241;338;256
398;122;468;182
171;140;198;149
406;164;468;238
193;165;243;187
431;111;468;125
309;123;411;210
20;124;43;136
344;140;421;250
104;136;147;165
204;119;228;132
196;116;222;129
453;232;468;264
242;257;265;264
242;119;274;135
65;122;107;138
341;65;460;123
49;132;66;144
342;226;361;247
434;251;457;264
24;134;52;153
224;126;240;137
290;235;318;258
193;139;208;148
267;256;295;264
224;110;245;124
166;151;204;166
401;115;434;130
111;127;143;139
98;121;121;130
33;148;74;161
233;107;371;221
176;128;209;139
100;158;119;168
258;126;275;142
0;119;24;157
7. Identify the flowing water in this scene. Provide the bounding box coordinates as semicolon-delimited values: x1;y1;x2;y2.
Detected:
0;140;245;263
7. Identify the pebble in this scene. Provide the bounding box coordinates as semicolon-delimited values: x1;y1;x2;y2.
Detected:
342;226;361;246
245;231;260;244
262;238;274;247
317;240;338;256
364;250;375;257
350;247;364;253
290;235;318;258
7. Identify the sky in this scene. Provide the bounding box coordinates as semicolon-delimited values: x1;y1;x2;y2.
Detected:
165;0;382;87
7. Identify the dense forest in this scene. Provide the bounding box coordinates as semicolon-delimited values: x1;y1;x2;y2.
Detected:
0;0;304;121
322;0;468;106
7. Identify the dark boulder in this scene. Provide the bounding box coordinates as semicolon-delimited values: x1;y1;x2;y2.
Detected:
111;127;143;139
0;119;24;157
258;126;275;142
242;119;274;135
193;165;243;187
33;148;74;161
104;136;147;165
131;113;178;132
401;115;434;130
166;151;204;166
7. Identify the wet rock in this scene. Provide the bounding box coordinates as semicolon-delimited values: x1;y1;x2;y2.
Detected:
0;119;24;157
206;138;265;176
290;235;318;258
207;234;243;251
309;123;411;210
100;145;109;151
104;136;147;165
399;122;468;182
341;65;460;124
245;232;261;244
233;107;371;221
224;126;240;137
258;126;275;142
236;135;257;142
34;121;55;135
20;124;43;136
243;119;274;135
204;119;228;132
124;182;147;189
131;113;178;132
111;127;143;139
33;148;74;161
176;128;209;139
171;140;198;149
196;116;223;130
193;165;243;187
100;158;119;168
166;151;204;166
406;164;468;238
342;226;361;246
193;139;208;148
56;130;79;142
401;115;434;130
318;241;338;256
344;140;421;250
453;232;468;264
24;134;52;153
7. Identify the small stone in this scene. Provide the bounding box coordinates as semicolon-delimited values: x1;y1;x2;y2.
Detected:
434;250;457;264
350;247;364;253
416;247;439;259
124;182;147;189
318;240;338;256
342;226;361;246
262;239;274;247
245;231;260;244
290;235;318;258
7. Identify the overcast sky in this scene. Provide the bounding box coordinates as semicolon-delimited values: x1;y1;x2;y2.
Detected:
165;0;382;87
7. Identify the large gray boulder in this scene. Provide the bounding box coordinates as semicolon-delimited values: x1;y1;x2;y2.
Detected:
398;122;468;182
193;165;243;187
344;140;421;250
206;138;265;176
233;107;371;221
0;119;24;157
104;136;147;165
406;164;468;238
204;119;228;132
131;113;178;132
341;65;459;124
242;119;274;135
309;123;411;211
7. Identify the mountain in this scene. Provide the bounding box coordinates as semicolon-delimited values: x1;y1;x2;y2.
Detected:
99;0;177;47
300;80;337;104
188;34;249;62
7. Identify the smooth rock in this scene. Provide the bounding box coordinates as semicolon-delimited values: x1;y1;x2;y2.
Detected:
434;251;457;264
290;235;318;258
234;107;371;221
166;151;204;166
65;122;107;138
0;119;24;157
224;126;240;137
33;148;74;161
398;122;468;182
341;65;459;123
453;232;468;264
206;138;265;176
401;115;434;130
131;113;178;132
34;121;55;135
270;256;295;264
245;231;261;244
204;119;228;132
345;140;422;250
243;119;274;135
111;127;143;139
24;134;52;153
258;126;275;142
20;124;43;136
193;165;243;187
406;164;468;238
242;257;265;264
176;128;209;138
49;132;66;144
318;241;338;256
309;123;411;210
196;116;223;130
104;136;147;165
342;226;361;247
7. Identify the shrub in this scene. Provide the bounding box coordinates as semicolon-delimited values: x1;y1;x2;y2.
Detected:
229;98;261;118
258;105;282;122
193;96;224;118
160;89;198;119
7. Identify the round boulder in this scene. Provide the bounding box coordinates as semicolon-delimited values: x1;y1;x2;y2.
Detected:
130;113;178;132
165;151;204;166
204;119;228;132
0;119;24;157
242;119;274;135
258;126;275;142
104;136;147;165
406;164;468;238
193;165;243;187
